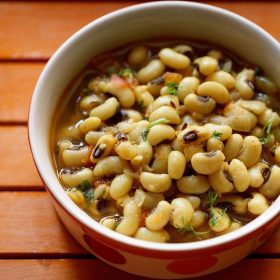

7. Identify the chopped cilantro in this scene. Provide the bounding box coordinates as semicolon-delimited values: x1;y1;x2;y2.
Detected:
166;82;178;95
118;68;135;78
259;118;274;145
75;180;94;204
141;118;169;141
212;131;223;140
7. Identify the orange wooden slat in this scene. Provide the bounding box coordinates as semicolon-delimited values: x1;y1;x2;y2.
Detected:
0;63;44;123
0;191;87;255
0;258;280;280
0;126;43;188
0;2;279;59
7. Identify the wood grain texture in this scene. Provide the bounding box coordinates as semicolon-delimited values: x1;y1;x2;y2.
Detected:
0;126;43;188
0;1;279;59
0;63;44;123
0;258;280;280
0;191;86;255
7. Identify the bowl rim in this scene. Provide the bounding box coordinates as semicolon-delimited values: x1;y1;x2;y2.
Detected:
29;0;280;253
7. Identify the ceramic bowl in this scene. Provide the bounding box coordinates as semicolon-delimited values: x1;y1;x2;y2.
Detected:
29;1;280;278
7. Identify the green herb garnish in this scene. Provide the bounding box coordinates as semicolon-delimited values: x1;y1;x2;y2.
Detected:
212;131;223;140
166;82;178;95
259;118;274;145
208;190;218;208
175;218;209;239
118;68;135;78
141;118;169;141
209;207;227;228
75;180;94;204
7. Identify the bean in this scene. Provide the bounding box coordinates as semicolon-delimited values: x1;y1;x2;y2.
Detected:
138;59;166;84
258;108;280;128
146;201;172;231
176;175;210;194
177;77;200;103
248;193;269;215
255;75;278;95
209;207;231;232
140;172;172;193
248;162;270;188
184;94;216;115
151;144;172;173
90;97;119;120
195;56;218;76
259;165;280;199
178;125;210;145
135;85;155;108
149;105;180;125
168;151;186;179
147;124;176;146
207;138;224;152
183;143;204;161
146;95;179;116
197;81;229;104
85;131;105;145
189;210;206;229
62;146;89;167
110;174;133;200
237;100;266;115
204;123;232;141
60;168;93;187
159;48;190;69
134;227;170;243
235;69;255;99
206;71;235;89
128;45;149;66
171;198;194;227
79;117;101;134
79;94;104;112
191;150;225;175
224;134;243;162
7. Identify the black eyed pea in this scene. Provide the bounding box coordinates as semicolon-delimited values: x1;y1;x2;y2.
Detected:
135;85;155;109
259;165;280;199
271;145;280;163
116;200;141;236
56;123;82;140
209;207;231;232
79;117;101;134
248;162;270;188
137;142;153;165
138;59;166;84
176;175;210;194
258;108;280;128
90;134;116;163
146;79;164;97
168;151;186;179
207;114;229;126
134;189;164;209
228;159;250;192
115;141;138;161
255;75;278;96
216;221;242;236
183;143;204;161
207;49;224;60
149;105;180;125
57;139;74;152
173;44;193;55
147;124;176;146
207;138;224;152
251;126;264;138
197;81;229;104
195;56;218;76
158;48;190;70
151;144;172;173
191;150;225;175
122;109;143;122
62;146;89;167
178;125;210;145
219;195;249;215
140;172;172;193
248;192;269;215
204;123;232;141
177;77;200;103
206;71;235;89
94;184;110;200
128;45;149;66
237;100;267;115
90;97;119;121
209;162;234;193
100;217;117;230
60;168;93;187
79;94;104;112
134;227;170;243
189;210;207;229
171;198;194;227
184;195;201;210
146;95;179;116
171;138;184;153
93;156;128;177
66;188;87;208
145;201;172;231
237;136;262;168
85;131;105;145
223;103;257;132
224;134;243;162
128;120;149;143
184;94;216;115
110;174;133;200
235;68;255;99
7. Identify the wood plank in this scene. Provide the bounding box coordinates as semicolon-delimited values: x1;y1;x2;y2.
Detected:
0;258;279;280
0;190;278;256
0;63;44;123
0;126;42;188
0;191;86;255
0;1;280;59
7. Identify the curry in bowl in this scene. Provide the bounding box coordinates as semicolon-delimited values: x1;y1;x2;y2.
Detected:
52;40;280;243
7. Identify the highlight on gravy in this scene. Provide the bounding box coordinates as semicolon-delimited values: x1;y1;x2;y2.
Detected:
53;40;280;243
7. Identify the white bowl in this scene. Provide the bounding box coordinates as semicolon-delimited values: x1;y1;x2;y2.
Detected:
29;1;280;278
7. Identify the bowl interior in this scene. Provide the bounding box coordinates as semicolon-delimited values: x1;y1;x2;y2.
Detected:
29;1;280;251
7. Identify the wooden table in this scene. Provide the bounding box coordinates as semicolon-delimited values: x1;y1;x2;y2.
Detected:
1;1;280;279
